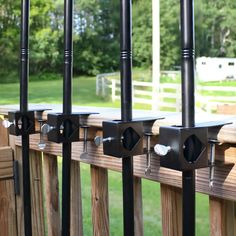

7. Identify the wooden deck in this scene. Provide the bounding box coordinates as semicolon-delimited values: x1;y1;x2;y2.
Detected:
1;104;236;235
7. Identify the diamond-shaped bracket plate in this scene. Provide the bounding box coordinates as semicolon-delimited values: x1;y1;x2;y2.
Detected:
102;117;163;158
159;126;208;171
183;134;205;163
103;120;143;158
122;127;141;151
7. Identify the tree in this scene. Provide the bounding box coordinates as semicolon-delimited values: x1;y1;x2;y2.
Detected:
196;0;236;58
160;0;180;70
0;0;21;80
132;0;152;68
73;0;120;75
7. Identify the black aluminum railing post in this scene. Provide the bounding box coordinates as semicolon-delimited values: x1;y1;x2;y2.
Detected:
61;0;73;235
120;0;134;235
20;0;32;235
180;0;196;235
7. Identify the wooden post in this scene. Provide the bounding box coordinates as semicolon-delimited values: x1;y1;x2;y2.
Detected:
209;196;236;236
161;184;182;236
13;144;45;235
71;160;83;236
43;154;61;236
0;117;9;146
0;147;17;235
134;177;144;236
29;150;46;235
91;165;109;236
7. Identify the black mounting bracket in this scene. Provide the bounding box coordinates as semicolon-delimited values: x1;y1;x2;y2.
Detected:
102;117;163;158
8;111;35;136
159;126;208;171
157;120;232;171
46;112;97;143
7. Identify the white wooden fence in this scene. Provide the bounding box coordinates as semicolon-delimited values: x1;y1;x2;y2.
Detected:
96;74;236;112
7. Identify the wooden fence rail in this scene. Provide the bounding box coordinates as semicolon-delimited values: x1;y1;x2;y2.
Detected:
96;75;236;112
1;105;236;235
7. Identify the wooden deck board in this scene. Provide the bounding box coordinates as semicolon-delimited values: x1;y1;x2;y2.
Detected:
9;134;236;201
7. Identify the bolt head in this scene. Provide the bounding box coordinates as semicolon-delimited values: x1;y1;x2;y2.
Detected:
94;136;103;146
41;124;53;135
145;168;151;176
38;142;46;150
154;144;171;156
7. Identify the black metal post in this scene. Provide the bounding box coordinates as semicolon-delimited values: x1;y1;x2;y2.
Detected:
180;0;196;235
120;0;134;235
61;0;73;235
20;0;32;235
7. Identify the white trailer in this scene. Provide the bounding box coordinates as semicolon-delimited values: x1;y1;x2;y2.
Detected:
196;57;236;82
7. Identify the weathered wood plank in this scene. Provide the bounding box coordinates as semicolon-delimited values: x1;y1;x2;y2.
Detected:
71;160;83;236
161;184;182;236
91;165;109;236
30;150;46;235
14;134;236;201
43;153;61;236
0;116;9;146
1;105;236;144
208;92;236;236
13;146;46;235
0;147;13;179
14;145;25;235
209;196;236;236
134;177;143;236
0;179;17;236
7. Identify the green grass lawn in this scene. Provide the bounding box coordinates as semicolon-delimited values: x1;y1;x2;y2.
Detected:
0;75;151;109
0;76;112;106
0;75;210;235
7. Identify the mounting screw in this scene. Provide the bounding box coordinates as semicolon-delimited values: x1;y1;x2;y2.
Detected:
38;123;57;150
94;136;114;146
145;132;153;176
38;119;46;150
41;124;55;135
209;139;218;189
80;125;89;159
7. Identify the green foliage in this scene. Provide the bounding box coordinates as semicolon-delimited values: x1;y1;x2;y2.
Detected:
160;0;180;69
1;0;236;82
195;0;236;58
73;0;120;75
132;0;152;68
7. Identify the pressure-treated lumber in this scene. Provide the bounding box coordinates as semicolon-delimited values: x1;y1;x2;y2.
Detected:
209;196;236;236
0;179;17;236
30;150;45;235
209;103;236;236
1;105;236;144
161;184;182;236
0;118;9;146
13;145;24;235
15;134;236;201
91;165;109;236
43;153;61;236
13;146;46;235
71;160;83;236
134;177;144;236
2;105;236;236
0;147;13;179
